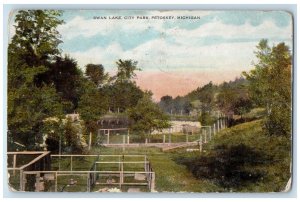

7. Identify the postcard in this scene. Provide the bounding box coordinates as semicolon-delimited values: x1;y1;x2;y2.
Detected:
7;9;293;193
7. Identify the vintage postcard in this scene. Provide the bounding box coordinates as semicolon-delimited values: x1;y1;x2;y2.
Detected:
7;10;293;193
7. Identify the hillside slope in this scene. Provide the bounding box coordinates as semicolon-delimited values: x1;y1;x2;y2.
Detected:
174;120;291;192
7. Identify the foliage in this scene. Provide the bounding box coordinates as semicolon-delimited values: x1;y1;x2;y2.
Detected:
177;144;268;189
102;81;144;113
243;39;292;136
114;59;141;83
7;10;65;150
188;81;216;112
37;55;83;111
64;118;86;153
43;118;86;153
199;111;216;126
42;118;65;152
159;95;192;115
11;10;63;67
77;78;108;133
85;64;109;87
216;77;252;115
8;58;63;150
175;120;291;192
127;92;171;134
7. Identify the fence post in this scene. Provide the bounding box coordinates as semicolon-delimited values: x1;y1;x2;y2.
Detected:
204;129;207;143
55;172;58;192
107;130;110;144
123;135;125;151
214;123;216;135
127;129;130;144
87;173;90;192
20;171;25;191
220;118;222;129
70;156;73;171
88;132;92;150
120;160;124;188
13;154;16;176
199;135;203;152
209;126;212;141
163;134;165;144
150;172;155;192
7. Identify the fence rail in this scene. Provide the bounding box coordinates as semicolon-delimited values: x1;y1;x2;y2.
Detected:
8;153;155;192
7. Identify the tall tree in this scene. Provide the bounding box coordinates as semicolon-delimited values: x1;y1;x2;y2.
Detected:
114;59;141;83
8;10;64;150
243;39;292;136
77;78;108;134
37;55;83;111
11;10;63;67
85;64;109;87
101;59;143;113
127;92;170;134
159;95;174;114
187;81;216;113
216;77;250;115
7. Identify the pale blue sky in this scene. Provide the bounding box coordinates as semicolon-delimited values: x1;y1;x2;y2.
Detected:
56;10;293;72
8;9;294;100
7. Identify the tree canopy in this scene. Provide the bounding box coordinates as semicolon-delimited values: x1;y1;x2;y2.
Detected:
243;39;292;136
128;92;170;134
8;10;64;150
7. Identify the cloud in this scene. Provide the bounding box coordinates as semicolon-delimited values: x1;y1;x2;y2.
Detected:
165;19;292;46
65;36;259;73
60;10;292;81
57;10;214;41
65;42;123;69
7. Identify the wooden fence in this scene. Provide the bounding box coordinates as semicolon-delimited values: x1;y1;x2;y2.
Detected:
8;153;155;192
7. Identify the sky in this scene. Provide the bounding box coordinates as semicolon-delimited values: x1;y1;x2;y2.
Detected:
10;10;293;101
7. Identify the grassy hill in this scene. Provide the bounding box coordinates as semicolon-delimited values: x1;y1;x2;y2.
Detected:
90;119;291;192
172;120;291;192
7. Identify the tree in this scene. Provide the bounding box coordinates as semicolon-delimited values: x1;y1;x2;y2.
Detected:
243;39;292;136
37;55;83;111
172;96;192;115
7;63;63;149
114;59;141;83
187;81;216;113
127;92;170;134
216;77;250;116
77;78;108;134
101;59;144;113
233;97;252;119
199;111;216;126
11;10;63;67
8;10;64;150
159;95;174;114
85;64;109;87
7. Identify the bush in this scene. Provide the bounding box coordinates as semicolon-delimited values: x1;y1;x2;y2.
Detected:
175;144;270;189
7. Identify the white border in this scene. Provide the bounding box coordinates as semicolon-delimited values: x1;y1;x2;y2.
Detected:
1;1;299;202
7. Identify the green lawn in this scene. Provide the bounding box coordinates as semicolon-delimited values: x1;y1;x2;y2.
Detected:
9;119;291;193
91;119;291;192
171;120;292;192
90;147;220;192
96;132;203;144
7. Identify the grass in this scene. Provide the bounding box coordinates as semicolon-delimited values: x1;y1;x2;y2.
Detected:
9;119;291;193
172;120;292;192
92;119;291;192
90;147;220;192
95;132;203;144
